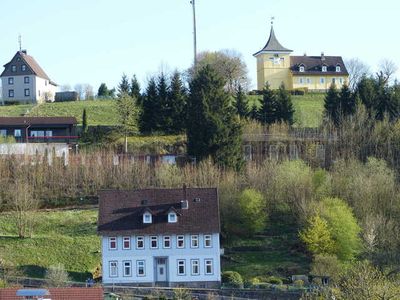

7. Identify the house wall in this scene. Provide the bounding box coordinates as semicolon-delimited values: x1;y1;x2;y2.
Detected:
1;75;36;103
34;77;57;103
292;75;349;90
101;233;221;287
256;53;292;90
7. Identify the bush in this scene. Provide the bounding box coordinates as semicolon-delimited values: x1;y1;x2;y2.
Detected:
266;276;283;285
310;254;342;283
293;279;304;287
45;263;70;287
222;271;244;288
237;188;267;236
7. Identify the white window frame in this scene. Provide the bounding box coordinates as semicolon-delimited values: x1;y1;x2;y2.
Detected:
21;64;27;71
191;259;200;276
163;236;171;249
339;77;343;84
191;235;199;248
11;65;16;72
123;236;131;250
109;261;118;277
168;212;177;223
204;235;212;248
9;90;14;98
299;77;304;84
14;129;21;137
109;237;117;250
150;236;158;249
123;260;132;277
137;260;145;276
136;236;144;249
332;78;336;84
336;66;341;72
205;259;213;275
0;129;6;137
177;260;186;276
24;89;30;97
299;66;305;72
143;212;152;223
8;77;14;85
45;131;53;137
177;235;185;248
306;78;311;84
24;76;29;84
320;77;325;84
322;65;327;72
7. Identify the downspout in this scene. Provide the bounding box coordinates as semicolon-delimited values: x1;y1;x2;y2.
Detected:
25;124;31;143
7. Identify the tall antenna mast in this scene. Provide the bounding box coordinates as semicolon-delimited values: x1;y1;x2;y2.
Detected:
18;34;22;51
190;0;197;68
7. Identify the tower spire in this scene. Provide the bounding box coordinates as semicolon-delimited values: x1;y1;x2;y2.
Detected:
18;34;22;52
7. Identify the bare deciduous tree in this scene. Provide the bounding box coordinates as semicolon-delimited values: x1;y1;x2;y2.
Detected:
378;59;398;84
45;263;71;287
344;58;370;91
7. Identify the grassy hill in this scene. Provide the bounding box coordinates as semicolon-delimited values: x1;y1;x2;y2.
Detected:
0;208;309;283
0;94;324;128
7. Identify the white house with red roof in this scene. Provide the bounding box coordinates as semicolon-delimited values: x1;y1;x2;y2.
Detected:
97;187;221;288
1;50;57;104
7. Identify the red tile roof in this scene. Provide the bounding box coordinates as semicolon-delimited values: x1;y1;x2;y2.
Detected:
98;187;220;235
0;287;103;300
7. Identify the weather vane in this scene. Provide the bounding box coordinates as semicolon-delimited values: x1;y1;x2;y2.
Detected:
271;16;275;26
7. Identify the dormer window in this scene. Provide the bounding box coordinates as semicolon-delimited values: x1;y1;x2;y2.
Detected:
143;212;152;224
299;65;305;72
21;64;27;71
11;65;16;72
168;212;177;223
336;65;341;72
322;65;327;72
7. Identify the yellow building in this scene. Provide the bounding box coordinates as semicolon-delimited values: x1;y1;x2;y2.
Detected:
254;24;349;91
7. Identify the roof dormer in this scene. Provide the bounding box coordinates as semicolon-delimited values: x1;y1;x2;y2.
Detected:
322;64;328;72
336;64;341;72
299;64;305;72
167;207;180;223
142;209;153;224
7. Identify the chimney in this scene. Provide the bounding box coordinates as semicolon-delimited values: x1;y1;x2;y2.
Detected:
181;184;188;209
321;52;325;61
21;49;27;55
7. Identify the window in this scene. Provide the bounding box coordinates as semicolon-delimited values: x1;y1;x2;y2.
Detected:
8;77;14;85
11;65;16;72
137;260;145;276
123;261;132;277
299;66;305;72
163;236;171;248
45;131;53;137
177;235;185;248
299;77;304;84
204;235;212;248
24;76;29;84
24;89;30;97
123;237;131;250
109;237;117;250
322;66;327;72
320;77;325;84
339;77;343;84
14;129;21;137
177;260;185;275
150;236;158;249
336;65;341;72
109;261;118;277
136;236;144;249
306;78;311;84
21;64;27;71
168;212;177;223
332;78;336;84
191;259;200;275
0;129;6;137
8;90;14;98
205;259;213;275
143;212;152;223
191;235;199;248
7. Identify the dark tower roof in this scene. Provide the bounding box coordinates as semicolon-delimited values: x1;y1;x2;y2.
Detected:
254;26;292;56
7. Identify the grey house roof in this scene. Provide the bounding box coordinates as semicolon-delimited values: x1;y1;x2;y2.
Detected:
0;51;57;85
290;56;349;76
254;26;292;56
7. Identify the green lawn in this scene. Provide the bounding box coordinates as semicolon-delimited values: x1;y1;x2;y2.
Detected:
248;93;325;128
0;104;35;117
0;209;100;281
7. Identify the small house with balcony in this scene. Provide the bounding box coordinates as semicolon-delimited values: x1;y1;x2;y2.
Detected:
97;186;221;288
0;116;78;144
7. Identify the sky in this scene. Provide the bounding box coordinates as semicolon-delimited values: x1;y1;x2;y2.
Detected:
0;0;399;92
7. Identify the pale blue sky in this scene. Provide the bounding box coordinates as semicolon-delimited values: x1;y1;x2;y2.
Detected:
0;0;399;91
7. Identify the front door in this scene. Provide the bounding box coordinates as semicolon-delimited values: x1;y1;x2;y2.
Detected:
155;258;167;283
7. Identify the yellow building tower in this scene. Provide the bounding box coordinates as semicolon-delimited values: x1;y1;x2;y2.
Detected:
253;22;293;90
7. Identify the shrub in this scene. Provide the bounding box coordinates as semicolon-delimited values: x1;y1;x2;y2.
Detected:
45;263;70;287
267;276;283;285
310;254;342;283
237;188;267;236
294;279;304;287
222;271;244;288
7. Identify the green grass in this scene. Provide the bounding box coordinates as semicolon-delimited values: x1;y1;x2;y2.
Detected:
248;93;325;128
0;104;35;117
0;209;100;281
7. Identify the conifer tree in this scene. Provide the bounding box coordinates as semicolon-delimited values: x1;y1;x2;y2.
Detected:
339;83;356;117
235;85;249;118
275;83;294;124
140;77;159;133
130;75;141;105
157;72;171;131
259;83;277;124
187;65;243;170
117;73;130;97
249;103;259;120
324;83;341;126
168;71;187;134
97;83;109;98
82;108;88;135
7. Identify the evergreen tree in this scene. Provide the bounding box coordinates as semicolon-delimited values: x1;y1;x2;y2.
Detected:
157;72;171;131
82;108;88;134
275;83;294;124
117;73;130;97
324;83;341;126
259;83;277;124
339;83;356;117
168;71;187;134
97;83;109;98
249;103;259;120
357;76;377;111
235;85;249;118
140;77;159;133
130;75;142;105
187;65;243;170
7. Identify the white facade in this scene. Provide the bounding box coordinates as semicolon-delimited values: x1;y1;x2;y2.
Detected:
1;75;56;104
101;233;221;287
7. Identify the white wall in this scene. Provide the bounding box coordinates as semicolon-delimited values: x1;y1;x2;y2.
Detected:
34;76;57;103
101;233;221;285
